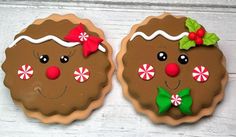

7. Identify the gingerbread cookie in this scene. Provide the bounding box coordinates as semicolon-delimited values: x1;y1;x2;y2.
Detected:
117;13;228;125
2;14;114;124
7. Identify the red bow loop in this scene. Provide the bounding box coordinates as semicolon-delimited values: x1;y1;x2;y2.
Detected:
64;23;103;57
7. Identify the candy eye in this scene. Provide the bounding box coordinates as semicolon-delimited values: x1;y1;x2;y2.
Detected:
39;55;49;64
157;51;167;61
60;56;69;63
178;54;188;64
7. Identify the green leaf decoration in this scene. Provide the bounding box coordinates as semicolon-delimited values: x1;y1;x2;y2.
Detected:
203;32;220;46
186;18;201;32
179;36;196;50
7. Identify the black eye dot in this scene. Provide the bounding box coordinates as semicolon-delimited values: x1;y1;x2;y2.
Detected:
60;55;69;63
178;54;188;64
157;51;167;61
39;55;49;64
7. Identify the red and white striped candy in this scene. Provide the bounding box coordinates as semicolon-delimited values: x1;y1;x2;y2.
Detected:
74;67;90;83
192;66;209;82
17;64;33;80
171;94;182;106
138;64;155;81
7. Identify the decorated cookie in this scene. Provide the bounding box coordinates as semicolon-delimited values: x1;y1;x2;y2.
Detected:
117;13;228;125
2;14;114;124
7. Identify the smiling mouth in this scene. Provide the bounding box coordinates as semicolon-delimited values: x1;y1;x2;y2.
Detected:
34;86;67;99
165;80;181;90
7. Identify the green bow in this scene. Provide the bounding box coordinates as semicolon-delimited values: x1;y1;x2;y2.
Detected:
156;87;192;115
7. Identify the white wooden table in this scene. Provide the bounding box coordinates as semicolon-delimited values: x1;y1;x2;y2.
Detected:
0;0;236;136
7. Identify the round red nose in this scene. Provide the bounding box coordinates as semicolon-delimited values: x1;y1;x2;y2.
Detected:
165;63;180;77
46;66;60;80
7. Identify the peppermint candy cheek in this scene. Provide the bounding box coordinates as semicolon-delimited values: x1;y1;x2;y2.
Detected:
192;66;209;83
74;67;90;83
17;64;34;80
138;64;155;81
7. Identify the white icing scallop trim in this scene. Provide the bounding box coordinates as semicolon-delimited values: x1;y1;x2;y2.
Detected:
9;35;106;52
130;30;189;41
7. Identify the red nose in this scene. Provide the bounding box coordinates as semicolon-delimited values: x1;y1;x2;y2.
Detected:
46;66;60;80
165;63;180;77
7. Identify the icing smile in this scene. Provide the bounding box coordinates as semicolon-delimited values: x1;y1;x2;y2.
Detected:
165;80;181;90
35;86;67;99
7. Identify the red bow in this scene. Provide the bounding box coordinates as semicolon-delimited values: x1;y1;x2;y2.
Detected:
64;23;103;57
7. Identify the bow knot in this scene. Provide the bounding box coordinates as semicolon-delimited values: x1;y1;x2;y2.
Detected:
156;87;192;115
78;32;89;42
64;23;103;57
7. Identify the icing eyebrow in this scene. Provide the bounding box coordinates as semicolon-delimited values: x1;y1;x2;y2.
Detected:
68;50;76;57
156;45;167;49
33;50;40;59
130;30;189;41
182;52;189;55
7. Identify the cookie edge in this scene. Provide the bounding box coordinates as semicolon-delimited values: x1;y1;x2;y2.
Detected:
10;13;115;124
116;13;228;126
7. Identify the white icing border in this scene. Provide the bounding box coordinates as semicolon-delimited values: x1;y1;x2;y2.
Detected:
130;30;189;41
9;35;106;52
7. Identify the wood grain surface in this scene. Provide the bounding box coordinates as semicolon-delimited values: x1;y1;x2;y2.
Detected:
0;0;235;137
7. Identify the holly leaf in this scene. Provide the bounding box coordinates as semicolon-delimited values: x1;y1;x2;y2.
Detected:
186;18;201;32
203;33;220;46
179;36;196;50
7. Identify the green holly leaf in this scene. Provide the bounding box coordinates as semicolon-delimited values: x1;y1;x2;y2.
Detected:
179;36;196;50
203;33;220;46
186;18;201;32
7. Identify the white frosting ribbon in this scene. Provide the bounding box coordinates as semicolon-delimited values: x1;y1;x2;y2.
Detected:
9;35;106;52
130;30;189;41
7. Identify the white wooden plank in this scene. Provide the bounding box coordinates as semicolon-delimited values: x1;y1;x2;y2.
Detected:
1;0;236;7
0;3;235;137
0;0;236;13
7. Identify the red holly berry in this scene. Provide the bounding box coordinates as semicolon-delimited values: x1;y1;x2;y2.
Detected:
195;37;203;45
196;28;205;38
188;32;197;40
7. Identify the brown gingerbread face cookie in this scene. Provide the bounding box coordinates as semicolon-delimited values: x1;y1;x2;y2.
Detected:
2;14;114;124
117;14;228;125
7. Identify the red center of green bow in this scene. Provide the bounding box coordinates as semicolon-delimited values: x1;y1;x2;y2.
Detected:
156;87;192;115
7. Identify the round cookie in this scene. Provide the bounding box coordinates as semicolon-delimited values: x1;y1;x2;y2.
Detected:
2;14;114;124
117;13;228;125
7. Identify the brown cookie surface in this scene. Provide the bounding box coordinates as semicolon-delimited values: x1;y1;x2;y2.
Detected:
117;13;228;125
2;14;114;123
